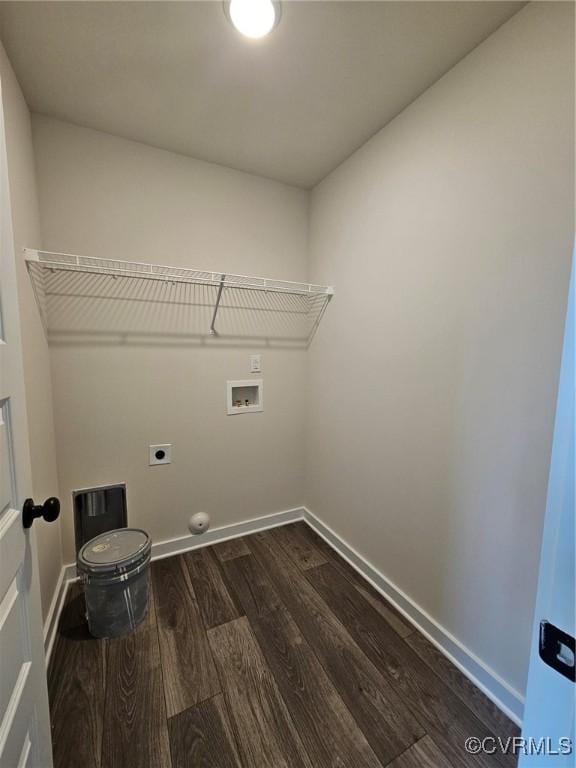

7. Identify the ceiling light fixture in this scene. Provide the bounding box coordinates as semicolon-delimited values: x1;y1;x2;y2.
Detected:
225;0;281;39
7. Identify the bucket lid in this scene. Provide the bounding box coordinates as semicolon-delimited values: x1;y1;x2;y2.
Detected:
78;528;150;573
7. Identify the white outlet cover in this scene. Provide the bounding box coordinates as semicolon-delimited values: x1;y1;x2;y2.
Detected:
250;354;262;373
149;444;172;465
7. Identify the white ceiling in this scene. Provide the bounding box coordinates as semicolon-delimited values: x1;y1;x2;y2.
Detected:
0;1;524;188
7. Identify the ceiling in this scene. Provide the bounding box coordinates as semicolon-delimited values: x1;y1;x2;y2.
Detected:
0;1;524;188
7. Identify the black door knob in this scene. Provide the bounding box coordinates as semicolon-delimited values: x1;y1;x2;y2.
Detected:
22;497;60;529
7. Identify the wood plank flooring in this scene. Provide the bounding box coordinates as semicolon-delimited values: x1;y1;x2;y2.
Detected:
48;583;107;768
152;555;220;717
102;580;171;768
48;523;519;768
221;552;382;768
168;694;240;768
208;617;312;768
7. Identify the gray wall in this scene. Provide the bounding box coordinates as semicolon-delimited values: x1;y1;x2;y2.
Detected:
306;1;574;700
0;43;62;621
33;116;309;563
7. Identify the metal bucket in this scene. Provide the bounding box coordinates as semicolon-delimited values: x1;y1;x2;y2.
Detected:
77;528;151;638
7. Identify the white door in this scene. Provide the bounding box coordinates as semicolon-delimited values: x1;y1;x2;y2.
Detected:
0;79;53;766
520;256;574;766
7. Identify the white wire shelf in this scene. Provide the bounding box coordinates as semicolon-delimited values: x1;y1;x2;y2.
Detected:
25;249;334;342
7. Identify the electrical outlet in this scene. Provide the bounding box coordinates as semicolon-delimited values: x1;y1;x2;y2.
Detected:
250;354;261;373
149;444;172;465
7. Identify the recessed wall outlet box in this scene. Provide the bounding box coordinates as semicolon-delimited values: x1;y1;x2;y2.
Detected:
227;379;263;415
149;444;172;465
250;354;262;373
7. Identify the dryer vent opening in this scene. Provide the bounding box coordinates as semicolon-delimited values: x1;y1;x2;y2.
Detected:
73;483;127;553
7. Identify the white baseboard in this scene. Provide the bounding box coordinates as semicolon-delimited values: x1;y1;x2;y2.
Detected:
60;505;306;582
302;507;524;727
150;506;304;561
43;565;70;665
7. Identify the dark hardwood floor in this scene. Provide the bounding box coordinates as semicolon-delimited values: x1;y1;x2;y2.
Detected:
48;522;519;768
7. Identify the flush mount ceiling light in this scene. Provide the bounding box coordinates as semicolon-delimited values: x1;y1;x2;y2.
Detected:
225;0;281;39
